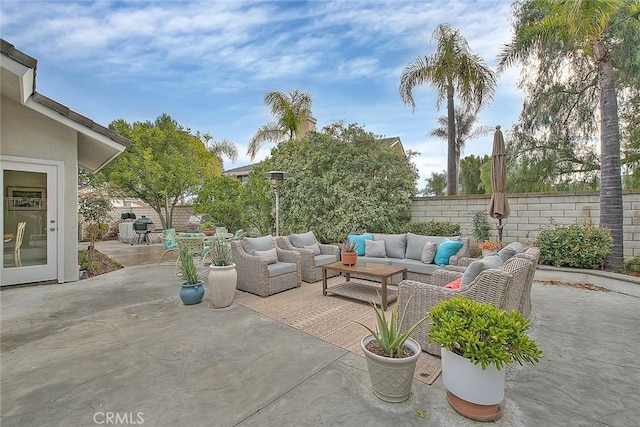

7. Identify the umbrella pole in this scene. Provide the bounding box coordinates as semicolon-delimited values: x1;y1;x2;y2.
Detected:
498;218;503;242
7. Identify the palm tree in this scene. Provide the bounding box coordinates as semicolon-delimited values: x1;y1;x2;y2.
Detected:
429;109;493;192
247;90;313;160
400;24;496;196
197;132;238;163
497;0;633;271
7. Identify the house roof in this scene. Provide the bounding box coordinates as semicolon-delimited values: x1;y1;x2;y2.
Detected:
223;162;262;176
1;39;130;172
380;136;405;155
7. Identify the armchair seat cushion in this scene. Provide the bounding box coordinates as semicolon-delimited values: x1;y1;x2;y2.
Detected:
267;262;298;278
315;254;338;266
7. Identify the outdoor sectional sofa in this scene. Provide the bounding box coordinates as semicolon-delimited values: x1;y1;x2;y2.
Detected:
349;232;470;284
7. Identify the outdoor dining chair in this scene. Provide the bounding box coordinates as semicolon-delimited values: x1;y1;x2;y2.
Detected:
158;228;179;265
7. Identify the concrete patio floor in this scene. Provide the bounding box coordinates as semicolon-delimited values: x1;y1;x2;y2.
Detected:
1;240;639;426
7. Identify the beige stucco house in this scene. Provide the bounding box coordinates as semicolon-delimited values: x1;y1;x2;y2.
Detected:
1;39;129;286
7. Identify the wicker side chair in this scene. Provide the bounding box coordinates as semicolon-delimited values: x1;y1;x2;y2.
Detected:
398;256;534;356
275;233;339;283
230;238;301;297
512;247;541;318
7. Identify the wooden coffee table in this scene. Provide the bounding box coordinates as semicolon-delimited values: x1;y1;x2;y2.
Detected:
322;261;407;310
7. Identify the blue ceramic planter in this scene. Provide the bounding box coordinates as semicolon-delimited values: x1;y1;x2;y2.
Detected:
179;281;205;305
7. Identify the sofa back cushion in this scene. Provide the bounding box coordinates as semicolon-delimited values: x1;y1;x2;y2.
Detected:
243;235;275;253
372;233;406;259
405;232;440;260
460;254;503;289
348;233;374;256
290;231;317;248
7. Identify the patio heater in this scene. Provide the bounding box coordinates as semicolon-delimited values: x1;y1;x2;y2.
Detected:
262;170;292;236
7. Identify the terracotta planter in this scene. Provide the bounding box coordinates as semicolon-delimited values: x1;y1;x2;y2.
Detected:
361;335;421;403
203;229;216;236
341;252;357;266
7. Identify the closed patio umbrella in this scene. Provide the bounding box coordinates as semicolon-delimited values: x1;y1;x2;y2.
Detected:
487;125;510;242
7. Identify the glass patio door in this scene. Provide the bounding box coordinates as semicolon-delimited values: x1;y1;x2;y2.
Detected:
2;160;58;286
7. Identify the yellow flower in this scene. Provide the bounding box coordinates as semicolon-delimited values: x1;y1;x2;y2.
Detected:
478;241;503;251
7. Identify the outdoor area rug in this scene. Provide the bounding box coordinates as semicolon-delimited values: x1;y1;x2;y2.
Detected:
234;277;441;385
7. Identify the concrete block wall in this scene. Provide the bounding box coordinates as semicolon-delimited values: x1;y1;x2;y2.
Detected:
109;205;194;232
411;190;640;259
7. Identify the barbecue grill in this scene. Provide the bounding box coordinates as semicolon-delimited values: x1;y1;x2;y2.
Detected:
131;216;154;245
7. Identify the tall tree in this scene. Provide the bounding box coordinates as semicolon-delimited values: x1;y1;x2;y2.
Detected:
197;132;238;163
100;114;220;229
421;171;447;196
429;109;492;191
460;154;490;195
497;0;640;270
400;23;496;196
247;90;313;160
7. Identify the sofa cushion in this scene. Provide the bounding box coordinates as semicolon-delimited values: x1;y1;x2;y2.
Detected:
304;242;321;255
365;239;386;258
372;233;406;259
348;233;374;256
405;232;433;260
267;261;297;277
314;254;337;266
254;247;278;264
498;241;525;263
358;256;392;266
290;231;317;248
460;254;503;289
244;235;275;253
421;241;438;264
391;258;441;275
434;239;464;266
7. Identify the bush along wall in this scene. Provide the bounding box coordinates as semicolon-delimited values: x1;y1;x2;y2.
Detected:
535;224;612;269
401;221;461;236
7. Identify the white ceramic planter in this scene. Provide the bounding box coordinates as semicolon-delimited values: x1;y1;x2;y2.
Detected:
208;264;237;308
441;347;505;405
361;335;421;403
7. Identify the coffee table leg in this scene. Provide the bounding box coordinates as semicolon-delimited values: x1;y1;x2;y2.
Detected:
322;267;327;296
381;277;388;311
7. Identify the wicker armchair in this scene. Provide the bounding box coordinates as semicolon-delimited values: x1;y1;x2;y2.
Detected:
230;238;301;297
275;234;339;283
398;256;535;356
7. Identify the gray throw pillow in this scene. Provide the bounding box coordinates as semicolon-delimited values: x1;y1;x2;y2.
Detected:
304;242;321;255
244;235;274;253
460;254;503;289
253;247;278;264
290;231;317;248
365;239;387;258
421;241;438;264
405;232;431;260
498;242;525;263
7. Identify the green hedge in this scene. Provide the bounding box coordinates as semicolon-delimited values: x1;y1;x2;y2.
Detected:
401;221;461;236
535;224;612;269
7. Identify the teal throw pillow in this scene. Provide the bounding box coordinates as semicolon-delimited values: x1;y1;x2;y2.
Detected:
434;239;464;266
348;233;373;256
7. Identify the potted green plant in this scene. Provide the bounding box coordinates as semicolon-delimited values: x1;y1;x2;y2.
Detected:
428;296;543;421
206;239;237;308
200;221;216;236
339;239;357;266
356;296;429;402
177;245;205;305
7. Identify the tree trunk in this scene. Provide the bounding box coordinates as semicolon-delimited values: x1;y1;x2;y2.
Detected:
596;45;623;271
446;86;457;196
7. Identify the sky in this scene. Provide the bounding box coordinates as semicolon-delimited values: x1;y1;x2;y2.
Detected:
0;0;523;189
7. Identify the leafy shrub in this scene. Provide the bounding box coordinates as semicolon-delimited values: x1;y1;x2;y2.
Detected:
622;257;640;277
471;210;491;243
401;221;461;236
535;224;612;269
